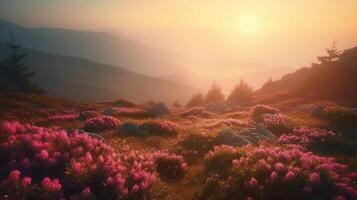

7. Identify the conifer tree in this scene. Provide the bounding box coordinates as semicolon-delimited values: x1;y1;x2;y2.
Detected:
227;79;253;106
186;92;205;108
317;41;342;64
0;34;43;93
205;83;225;104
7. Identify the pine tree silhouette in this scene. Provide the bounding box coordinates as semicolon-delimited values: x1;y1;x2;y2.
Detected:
0;34;43;94
317;41;342;64
227;79;253;106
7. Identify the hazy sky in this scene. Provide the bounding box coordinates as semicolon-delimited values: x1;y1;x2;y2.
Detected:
1;0;357;79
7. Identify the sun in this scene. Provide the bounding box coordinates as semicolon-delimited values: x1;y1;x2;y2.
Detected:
238;15;262;36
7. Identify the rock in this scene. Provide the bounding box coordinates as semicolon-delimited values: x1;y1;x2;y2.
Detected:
104;107;117;116
117;123;149;137
147;102;171;117
215;124;275;147
205;101;227;113
68;129;106;142
311;106;326;117
79;110;101;120
112;99;137;107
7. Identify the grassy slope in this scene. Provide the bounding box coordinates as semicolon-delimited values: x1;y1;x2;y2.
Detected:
0;92;355;199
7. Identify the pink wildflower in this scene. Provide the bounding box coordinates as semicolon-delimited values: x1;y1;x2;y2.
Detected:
8;170;21;182
274;162;285;173
22;177;32;187
270;171;278;182
310;172;321;185
41;177;62;192
131;184;140;193
283;171;296;182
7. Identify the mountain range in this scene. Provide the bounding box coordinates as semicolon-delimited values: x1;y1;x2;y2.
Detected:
0;19;179;76
0;43;197;103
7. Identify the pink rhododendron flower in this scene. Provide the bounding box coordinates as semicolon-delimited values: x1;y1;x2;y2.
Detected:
41;177;62;192
283;171;296;182
131;184;139;193
274;162;285;173
22;177;32;187
270;171;278;182
8;170;21;182
310;172;321;185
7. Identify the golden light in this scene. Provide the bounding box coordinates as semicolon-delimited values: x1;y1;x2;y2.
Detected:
238;15;262;36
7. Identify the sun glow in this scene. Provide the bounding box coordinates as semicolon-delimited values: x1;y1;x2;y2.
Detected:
238;15;263;36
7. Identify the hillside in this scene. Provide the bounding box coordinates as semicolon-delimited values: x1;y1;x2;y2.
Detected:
255;46;357;103
0;43;197;103
0;19;179;76
1;91;356;199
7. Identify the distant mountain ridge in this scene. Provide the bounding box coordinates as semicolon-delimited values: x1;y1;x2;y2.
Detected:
0;43;197;103
0;19;179;76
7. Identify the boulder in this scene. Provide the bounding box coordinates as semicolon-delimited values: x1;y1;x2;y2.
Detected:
147;102;171;117
117;123;149;137
79;110;101;120
68;129;106;142
215;124;275;147
104;107;117;116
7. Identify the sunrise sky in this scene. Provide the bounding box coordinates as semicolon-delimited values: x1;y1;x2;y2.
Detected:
1;0;357;80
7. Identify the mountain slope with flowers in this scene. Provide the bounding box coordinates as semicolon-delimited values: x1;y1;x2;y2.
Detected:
0;92;356;199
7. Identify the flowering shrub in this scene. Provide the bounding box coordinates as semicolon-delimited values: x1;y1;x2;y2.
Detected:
200;145;357;200
250;104;278;121
263;113;292;135
84;115;121;132
204;145;242;176
154;152;187;181
278;127;337;146
0;121;156;199
79;110;102;120
139;119;179;137
178;133;216;163
320;106;357;128
279;127;356;157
